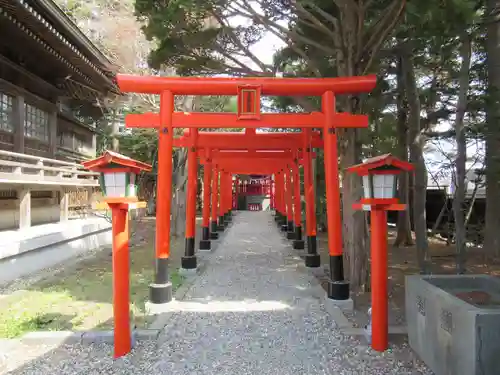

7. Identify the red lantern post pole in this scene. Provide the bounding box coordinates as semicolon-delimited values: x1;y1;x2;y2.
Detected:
211;166;220;238
370;207;389;351
108;203;131;358
322;91;349;300
200;155;212;250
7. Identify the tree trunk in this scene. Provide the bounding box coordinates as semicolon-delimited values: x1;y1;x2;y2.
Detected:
453;31;471;274
171;148;188;237
394;54;414;247
111;106;120;152
402;42;430;273
169;94;198;237
339;127;369;292
484;0;500;258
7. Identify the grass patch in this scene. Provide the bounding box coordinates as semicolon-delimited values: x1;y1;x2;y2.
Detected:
0;243;184;338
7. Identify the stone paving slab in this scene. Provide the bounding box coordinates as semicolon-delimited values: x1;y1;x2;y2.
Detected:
0;212;431;375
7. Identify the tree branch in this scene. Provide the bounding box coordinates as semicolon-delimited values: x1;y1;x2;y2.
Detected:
210;9;271;72
361;0;406;74
233;1;339;56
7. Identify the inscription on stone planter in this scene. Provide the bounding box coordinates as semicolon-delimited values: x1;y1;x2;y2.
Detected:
440;309;453;333
416;295;426;316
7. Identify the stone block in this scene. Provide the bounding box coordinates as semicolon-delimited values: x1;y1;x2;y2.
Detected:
324;296;354;313
179;267;198;277
21;331;82;345
81;330;114;344
406;274;500;375
133;329;160;341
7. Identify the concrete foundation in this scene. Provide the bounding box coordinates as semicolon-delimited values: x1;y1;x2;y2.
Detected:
0;217;112;285
179;267;198;277
406;274;500;375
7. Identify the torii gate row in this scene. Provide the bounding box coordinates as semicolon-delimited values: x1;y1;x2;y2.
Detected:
117;73;377;305
194;155;311;256
175;133;319;272
172;125;321;248
179;129;320;263
188;157;291;257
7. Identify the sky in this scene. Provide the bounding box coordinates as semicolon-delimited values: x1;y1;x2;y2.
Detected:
231;16;485;191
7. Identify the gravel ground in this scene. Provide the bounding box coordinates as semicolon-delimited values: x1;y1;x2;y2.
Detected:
0;211;432;375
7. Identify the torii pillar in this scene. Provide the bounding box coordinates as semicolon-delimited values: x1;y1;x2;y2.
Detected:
181;128;198;272
291;158;304;249
224;173;233;223
275;171;286;226
283;166;294;234
210;166;220;239
302;128;321;267
150;91;174;304
217;171;226;231
233;177;239;210
199;151;212;250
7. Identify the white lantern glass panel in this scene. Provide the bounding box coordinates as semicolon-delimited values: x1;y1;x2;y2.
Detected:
104;172;127;197
362;175;371;198
372;174;395;199
127;173;137;197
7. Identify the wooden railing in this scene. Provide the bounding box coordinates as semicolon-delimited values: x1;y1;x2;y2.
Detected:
0;150;99;186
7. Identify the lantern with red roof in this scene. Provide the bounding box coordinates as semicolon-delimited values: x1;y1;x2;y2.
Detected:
82;150;152;358
346;153;414;353
82;150;152;202
347;153;414;209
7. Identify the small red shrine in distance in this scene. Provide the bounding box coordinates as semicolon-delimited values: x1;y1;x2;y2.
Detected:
116;73;377;307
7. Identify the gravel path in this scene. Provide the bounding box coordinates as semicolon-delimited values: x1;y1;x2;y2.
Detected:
1;211;431;375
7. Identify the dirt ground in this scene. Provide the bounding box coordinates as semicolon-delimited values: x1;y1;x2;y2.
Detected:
316;229;500;329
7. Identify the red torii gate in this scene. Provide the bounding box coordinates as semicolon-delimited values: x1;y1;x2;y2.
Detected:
117;73;377;304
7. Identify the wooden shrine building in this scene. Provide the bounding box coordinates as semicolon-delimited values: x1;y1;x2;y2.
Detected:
0;0;118;284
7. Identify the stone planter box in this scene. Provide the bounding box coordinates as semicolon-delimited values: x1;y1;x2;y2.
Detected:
406;274;500;375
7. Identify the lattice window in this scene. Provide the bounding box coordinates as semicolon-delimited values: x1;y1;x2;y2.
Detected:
0;189;17;200
58;130;74;149
0;92;14;132
24;103;49;142
32;191;53;199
